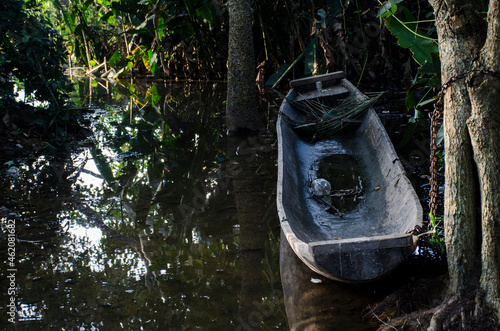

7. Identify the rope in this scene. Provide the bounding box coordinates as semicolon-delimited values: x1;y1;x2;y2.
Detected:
428;69;500;226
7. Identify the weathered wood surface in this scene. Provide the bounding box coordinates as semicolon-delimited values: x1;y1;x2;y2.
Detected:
277;72;422;282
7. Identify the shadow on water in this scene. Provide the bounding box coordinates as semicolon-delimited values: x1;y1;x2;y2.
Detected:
0;79;441;330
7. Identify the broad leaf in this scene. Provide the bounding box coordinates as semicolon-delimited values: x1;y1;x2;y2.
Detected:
383;12;438;66
377;0;403;18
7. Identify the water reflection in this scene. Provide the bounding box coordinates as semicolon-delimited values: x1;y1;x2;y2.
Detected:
0;79;286;330
227;133;284;329
0;78;423;330
280;230;379;330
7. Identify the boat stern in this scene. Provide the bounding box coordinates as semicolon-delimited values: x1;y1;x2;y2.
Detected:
310;234;418;282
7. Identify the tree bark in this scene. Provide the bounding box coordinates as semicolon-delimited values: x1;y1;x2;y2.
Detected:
226;0;264;134
429;0;486;295
466;0;500;312
427;0;500;324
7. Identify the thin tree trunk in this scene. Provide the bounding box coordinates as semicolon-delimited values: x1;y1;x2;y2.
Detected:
226;0;264;134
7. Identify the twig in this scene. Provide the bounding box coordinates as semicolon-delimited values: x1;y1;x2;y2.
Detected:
367;305;398;331
312;194;343;218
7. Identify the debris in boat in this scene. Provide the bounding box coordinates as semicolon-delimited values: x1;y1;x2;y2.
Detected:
289;91;385;139
331;176;365;202
312;194;343;218
311;178;331;196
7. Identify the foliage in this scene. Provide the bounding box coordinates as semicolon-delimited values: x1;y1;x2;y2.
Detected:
49;0;118;68
39;0;417;84
0;0;70;108
377;1;448;261
47;0;228;79
378;0;438;66
378;0;441;122
0;0;85;146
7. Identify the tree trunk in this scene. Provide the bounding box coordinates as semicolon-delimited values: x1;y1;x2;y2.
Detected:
430;0;486;295
427;0;500;326
226;0;264;134
466;0;500;312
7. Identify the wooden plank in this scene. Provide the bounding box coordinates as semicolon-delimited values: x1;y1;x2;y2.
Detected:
289;71;345;89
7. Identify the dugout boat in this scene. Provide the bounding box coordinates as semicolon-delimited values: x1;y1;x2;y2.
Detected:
276;71;422;282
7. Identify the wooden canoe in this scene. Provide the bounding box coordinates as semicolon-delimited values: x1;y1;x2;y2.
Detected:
276;72;422;282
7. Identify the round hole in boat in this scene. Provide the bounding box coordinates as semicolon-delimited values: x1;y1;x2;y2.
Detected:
315;154;364;214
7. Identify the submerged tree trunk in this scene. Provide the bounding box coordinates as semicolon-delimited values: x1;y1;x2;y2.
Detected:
425;0;500;327
226;0;264;134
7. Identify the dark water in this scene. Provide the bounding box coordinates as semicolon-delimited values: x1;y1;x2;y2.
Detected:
0;80;288;330
0;80;433;330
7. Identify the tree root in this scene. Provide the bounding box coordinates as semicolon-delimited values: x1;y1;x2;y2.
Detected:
363;277;445;322
426;294;498;331
364;278;498;330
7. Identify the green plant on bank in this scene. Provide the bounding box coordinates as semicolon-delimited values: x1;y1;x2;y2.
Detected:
43;0;402;82
378;0;440;124
378;0;447;254
46;0;229;79
419;213;446;256
48;0;118;69
0;0;69;107
0;0;80;145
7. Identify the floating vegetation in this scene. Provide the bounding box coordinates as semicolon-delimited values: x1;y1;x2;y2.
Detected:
290;91;384;139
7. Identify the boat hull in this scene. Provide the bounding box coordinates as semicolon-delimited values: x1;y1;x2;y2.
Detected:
276;72;422;282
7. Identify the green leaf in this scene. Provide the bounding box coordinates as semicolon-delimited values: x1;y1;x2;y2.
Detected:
265;64;290;87
417;96;438;108
377;0;403;18
409;108;425;125
436;124;444;146
151;84;161;104
304;43;316;75
101;10;114;22
108;50;122;67
148;50;158;75
83;0;94;12
267;36;319;88
382;6;438;66
405;89;416;110
396;122;417;149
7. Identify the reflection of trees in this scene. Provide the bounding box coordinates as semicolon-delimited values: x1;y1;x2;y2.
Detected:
65;80;285;328
228;135;268;327
2;80;287;329
227;132;285;329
